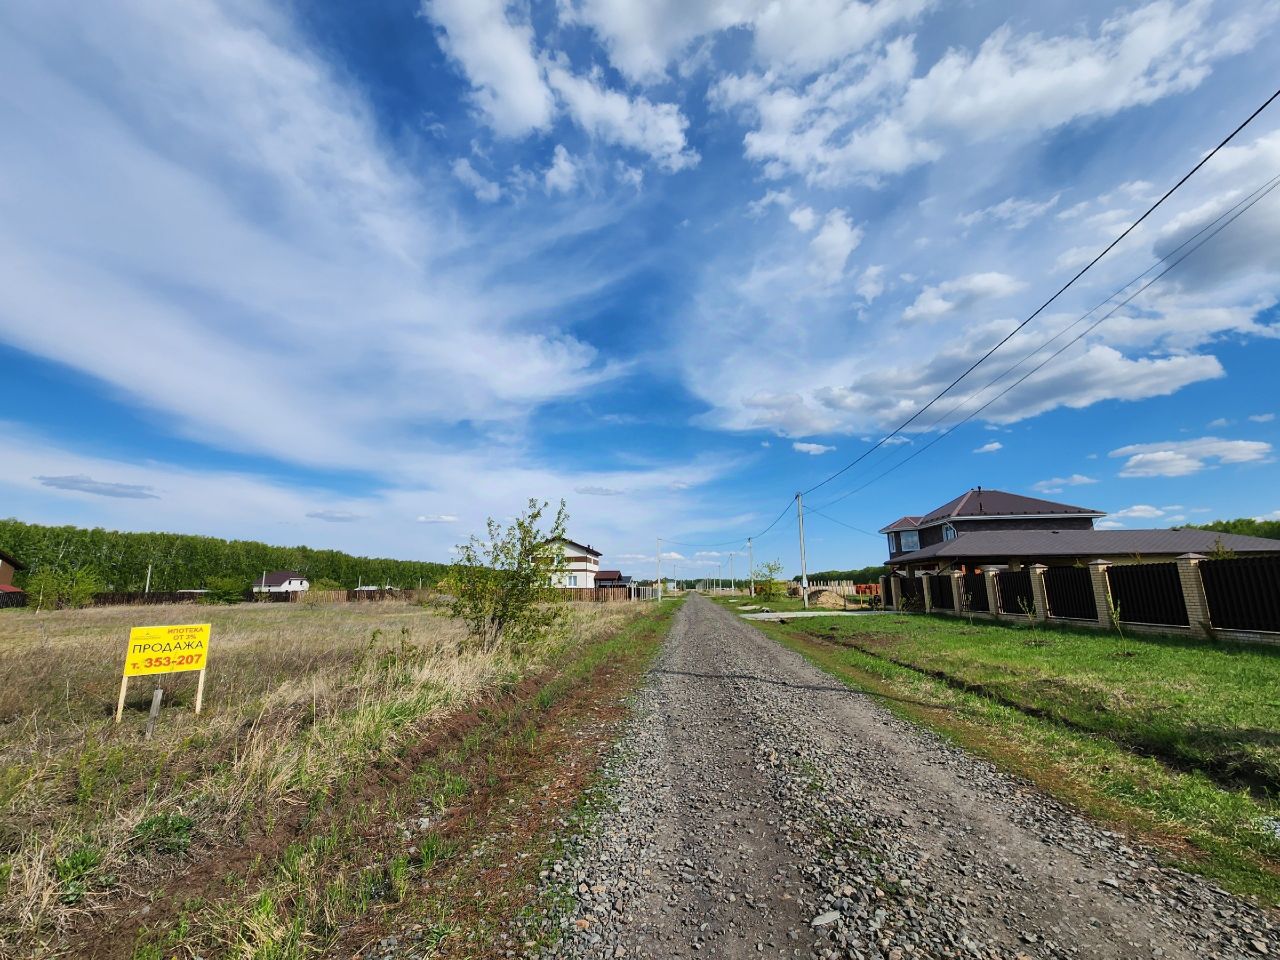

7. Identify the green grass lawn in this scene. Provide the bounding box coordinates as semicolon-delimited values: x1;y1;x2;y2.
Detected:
800;612;1280;793
756;614;1280;904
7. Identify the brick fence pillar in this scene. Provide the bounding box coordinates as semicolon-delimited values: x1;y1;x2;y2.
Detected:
921;574;934;613
1089;559;1113;628
890;575;902;611
1028;563;1049;621
1177;553;1213;637
984;569;1001;618
951;570;965;614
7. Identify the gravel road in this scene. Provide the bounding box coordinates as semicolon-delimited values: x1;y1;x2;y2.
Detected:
525;593;1280;960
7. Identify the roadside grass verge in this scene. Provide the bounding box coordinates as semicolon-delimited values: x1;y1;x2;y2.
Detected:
0;600;661;956
122;596;681;960
795;612;1280;793
754;616;1280;905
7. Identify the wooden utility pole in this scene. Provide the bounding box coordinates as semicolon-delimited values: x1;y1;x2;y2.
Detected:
796;493;809;610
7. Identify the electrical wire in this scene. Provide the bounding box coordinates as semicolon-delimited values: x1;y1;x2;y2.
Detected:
813;167;1280;510
800;85;1280;499
657;85;1280;552
815;174;1280;511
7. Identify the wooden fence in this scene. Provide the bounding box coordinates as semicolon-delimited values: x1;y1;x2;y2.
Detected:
807;579;880;596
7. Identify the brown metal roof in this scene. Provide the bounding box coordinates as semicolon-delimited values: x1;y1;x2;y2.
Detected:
595;569;622;582
889;528;1280;564
877;515;924;534
254;570;304;587
919;487;1102;525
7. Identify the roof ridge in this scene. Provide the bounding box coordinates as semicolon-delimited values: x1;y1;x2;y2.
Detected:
950;489;976;517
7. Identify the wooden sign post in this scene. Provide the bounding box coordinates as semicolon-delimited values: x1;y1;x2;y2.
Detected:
116;623;212;723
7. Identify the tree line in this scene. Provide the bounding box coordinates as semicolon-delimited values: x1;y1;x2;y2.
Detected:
0;518;448;593
1189;517;1280;541
795;564;887;583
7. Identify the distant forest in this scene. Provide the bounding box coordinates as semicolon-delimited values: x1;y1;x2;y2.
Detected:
0;519;449;592
795;565;887;583
1189;517;1280;540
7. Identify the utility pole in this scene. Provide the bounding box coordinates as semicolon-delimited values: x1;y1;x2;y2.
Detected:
656;537;662;601
796;492;809;610
729;552;735;594
717;562;722;593
144;562;152;594
748;537;755;597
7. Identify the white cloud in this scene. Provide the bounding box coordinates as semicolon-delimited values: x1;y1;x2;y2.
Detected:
544;145;580;193
1031;474;1096;494
423;0;554;136
788;205;818;232
574;485;625;496
856;265;885;302
1110;437;1273;477
1095;518;1126;530
561;0;928;82
416;514;459;523
958;193;1059;229
544;62;698;171
307;509;365;522
793;441;835;455
1111;503;1165;519
451;157;501;202
713;1;1266;186
0;2;638;474
1207;417;1232;428
902;271;1025;321
973;441;1002;454
36;474;159;500
808;209;862;282
1255;510;1280;521
1249;413;1276;423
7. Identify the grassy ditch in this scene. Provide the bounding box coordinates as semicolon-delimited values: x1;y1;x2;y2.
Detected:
753;614;1280;905
0;599;677;957
794;612;1280;792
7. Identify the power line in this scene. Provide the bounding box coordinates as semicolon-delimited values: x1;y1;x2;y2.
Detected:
660;495;796;549
801;84;1280;499
815;173;1280;511
805;507;881;538
656;84;1280;555
813;166;1280;510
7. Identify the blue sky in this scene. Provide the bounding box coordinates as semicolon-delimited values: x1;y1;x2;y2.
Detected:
2;0;1279;579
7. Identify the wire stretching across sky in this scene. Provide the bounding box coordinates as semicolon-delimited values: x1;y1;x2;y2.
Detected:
658;85;1280;553
813;167;1280;510
799;84;1280;499
814;172;1280;513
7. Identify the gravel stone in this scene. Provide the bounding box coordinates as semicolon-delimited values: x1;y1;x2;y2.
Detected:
518;595;1280;959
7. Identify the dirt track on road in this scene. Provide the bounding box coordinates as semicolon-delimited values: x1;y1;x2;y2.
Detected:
530;593;1279;959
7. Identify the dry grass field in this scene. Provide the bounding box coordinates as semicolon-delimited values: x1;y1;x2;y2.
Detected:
0;599;647;956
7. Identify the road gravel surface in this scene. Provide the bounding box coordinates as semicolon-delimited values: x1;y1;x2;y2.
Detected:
526;593;1279;960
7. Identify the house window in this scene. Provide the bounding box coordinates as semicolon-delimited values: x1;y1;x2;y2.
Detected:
943;523;956;541
568;575;578;587
900;530;920;552
887;534;897;553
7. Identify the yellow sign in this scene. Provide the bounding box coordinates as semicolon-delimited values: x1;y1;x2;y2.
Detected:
124;623;211;677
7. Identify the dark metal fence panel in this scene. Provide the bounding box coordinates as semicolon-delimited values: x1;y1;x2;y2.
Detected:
1200;555;1280;632
1044;566;1096;620
0;591;26;609
960;573;989;612
996;570;1034;615
928;574;954;610
1106;562;1188;627
91;591;200;606
897;576;923;609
